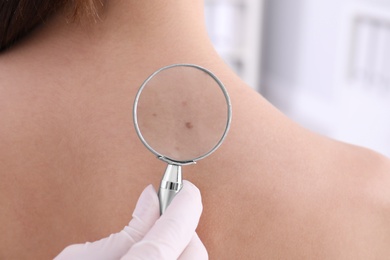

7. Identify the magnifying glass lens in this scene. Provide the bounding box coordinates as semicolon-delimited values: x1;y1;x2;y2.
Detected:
135;65;230;162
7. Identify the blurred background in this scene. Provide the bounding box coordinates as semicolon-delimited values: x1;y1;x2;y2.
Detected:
204;0;390;157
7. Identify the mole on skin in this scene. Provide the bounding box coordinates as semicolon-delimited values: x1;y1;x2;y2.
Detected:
152;113;157;117
185;122;193;129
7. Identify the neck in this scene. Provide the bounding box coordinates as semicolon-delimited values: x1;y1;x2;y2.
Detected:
2;0;266;119
7;1;226;78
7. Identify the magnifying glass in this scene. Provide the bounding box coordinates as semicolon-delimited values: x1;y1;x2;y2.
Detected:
133;64;232;214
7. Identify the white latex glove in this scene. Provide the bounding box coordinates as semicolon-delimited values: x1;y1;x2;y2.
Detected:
55;180;208;260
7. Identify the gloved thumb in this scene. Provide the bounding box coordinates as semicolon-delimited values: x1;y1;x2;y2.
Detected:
122;181;204;260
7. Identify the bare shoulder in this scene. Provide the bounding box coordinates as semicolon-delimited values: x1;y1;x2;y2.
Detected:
196;134;390;259
192;84;390;259
332;142;390;257
341;142;390;214
334;141;390;206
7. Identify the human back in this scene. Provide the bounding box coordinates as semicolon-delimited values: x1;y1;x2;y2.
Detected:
0;0;390;259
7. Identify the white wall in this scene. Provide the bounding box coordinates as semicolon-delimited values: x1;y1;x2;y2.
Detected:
262;0;390;157
205;0;264;91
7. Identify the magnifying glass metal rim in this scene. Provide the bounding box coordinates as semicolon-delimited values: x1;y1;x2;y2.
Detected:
133;63;232;166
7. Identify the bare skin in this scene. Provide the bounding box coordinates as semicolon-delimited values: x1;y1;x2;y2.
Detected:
1;1;389;259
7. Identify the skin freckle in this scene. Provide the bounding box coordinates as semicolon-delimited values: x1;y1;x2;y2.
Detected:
185;122;193;129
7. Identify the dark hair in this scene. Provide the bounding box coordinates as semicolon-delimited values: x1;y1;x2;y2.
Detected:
0;0;100;52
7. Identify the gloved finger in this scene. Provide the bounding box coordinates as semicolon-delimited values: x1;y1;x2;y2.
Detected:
55;185;159;260
123;185;160;243
121;180;203;260
178;233;208;260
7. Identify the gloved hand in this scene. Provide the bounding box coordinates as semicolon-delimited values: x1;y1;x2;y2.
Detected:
55;180;207;260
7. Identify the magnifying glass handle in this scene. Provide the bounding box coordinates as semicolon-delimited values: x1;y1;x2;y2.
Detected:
158;164;183;215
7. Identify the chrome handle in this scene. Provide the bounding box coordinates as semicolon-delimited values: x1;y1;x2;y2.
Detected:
158;164;183;215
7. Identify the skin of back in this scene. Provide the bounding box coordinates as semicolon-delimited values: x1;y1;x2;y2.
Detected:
0;1;389;259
